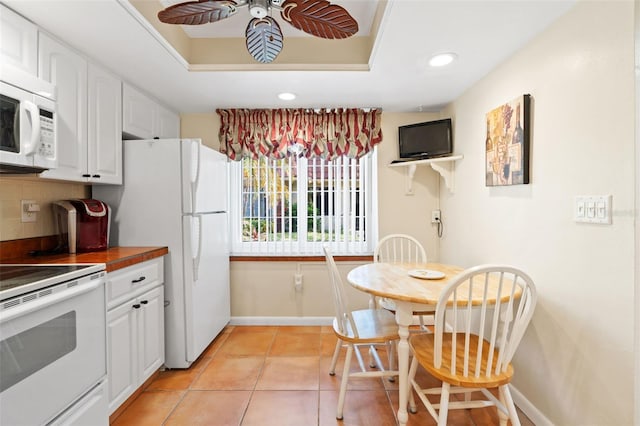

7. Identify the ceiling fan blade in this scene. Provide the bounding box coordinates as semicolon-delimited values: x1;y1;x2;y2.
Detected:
158;0;239;25
245;17;283;64
280;0;358;39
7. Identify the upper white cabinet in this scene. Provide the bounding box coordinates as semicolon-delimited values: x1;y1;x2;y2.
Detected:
123;83;180;140
88;64;122;185
155;103;181;140
38;34;88;182
38;33;122;184
0;4;37;75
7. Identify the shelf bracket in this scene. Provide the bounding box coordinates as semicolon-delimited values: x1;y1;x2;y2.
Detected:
389;155;462;195
430;161;455;192
405;164;417;195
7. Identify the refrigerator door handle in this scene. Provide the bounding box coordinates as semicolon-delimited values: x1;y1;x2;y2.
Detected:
191;214;202;282
190;140;201;213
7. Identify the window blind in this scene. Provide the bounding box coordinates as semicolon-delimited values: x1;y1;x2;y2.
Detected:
230;152;375;255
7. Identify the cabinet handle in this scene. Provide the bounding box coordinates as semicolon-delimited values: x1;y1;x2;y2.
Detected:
132;303;141;309
140;300;148;305
82;174;90;177
131;276;146;283
92;174;101;178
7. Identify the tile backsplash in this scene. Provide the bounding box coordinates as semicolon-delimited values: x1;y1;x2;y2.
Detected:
0;177;90;241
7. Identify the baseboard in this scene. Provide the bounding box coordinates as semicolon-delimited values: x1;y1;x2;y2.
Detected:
230;315;430;327
230;316;334;326
510;384;553;426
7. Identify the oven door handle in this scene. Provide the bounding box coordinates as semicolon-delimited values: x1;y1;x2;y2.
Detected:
0;279;103;323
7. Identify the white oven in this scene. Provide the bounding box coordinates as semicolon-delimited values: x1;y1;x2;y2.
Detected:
0;64;56;174
0;264;108;426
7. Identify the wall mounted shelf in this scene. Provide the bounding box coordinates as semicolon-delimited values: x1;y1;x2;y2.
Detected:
388;155;463;194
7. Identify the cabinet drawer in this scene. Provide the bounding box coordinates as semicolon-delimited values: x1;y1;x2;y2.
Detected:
106;258;163;309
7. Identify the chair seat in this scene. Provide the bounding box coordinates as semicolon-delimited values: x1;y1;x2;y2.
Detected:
378;297;435;316
410;332;513;388
333;308;400;344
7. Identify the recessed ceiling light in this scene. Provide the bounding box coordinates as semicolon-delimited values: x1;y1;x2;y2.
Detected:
429;53;457;67
278;92;296;101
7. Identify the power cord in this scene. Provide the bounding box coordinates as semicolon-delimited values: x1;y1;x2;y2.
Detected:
435;217;444;238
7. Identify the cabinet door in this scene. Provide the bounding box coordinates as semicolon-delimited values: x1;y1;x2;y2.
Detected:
106;301;137;414
156;104;180;139
122;83;154;140
137;286;165;382
0;5;37;75
38;34;88;182
88;63;122;185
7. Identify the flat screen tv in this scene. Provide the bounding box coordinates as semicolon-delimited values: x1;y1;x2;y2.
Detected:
398;118;453;161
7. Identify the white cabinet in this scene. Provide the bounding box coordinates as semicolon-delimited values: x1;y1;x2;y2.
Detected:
88;64;122;184
137;286;165;380
155;103;181;140
38;33;122;184
0;4;37;75
106;300;137;415
38;34;88;182
106;258;165;414
123;83;180;139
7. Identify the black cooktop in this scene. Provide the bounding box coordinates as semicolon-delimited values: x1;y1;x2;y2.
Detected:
0;264;95;293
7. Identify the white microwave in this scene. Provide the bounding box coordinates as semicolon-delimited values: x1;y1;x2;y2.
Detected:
0;64;57;173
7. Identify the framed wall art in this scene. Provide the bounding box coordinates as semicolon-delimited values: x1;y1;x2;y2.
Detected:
485;94;531;186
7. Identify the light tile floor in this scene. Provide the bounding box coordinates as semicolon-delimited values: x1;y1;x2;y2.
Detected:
111;325;535;426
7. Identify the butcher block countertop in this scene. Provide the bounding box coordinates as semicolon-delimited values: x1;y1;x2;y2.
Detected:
2;246;168;273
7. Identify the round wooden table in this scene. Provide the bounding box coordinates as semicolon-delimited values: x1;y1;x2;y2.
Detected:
347;262;519;426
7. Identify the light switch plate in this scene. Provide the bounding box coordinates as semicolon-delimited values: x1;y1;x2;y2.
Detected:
574;195;611;224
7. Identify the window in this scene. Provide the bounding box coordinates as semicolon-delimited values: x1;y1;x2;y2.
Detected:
229;151;377;255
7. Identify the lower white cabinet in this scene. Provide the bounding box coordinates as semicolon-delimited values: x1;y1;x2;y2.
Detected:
106;258;164;414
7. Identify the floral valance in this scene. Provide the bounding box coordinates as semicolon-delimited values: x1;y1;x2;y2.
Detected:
216;108;383;161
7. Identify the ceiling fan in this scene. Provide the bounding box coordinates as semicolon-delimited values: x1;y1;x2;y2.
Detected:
157;0;359;64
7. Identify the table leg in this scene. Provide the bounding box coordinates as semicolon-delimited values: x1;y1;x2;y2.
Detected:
394;301;413;426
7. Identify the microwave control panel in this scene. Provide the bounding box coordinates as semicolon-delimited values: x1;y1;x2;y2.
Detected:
38;109;55;157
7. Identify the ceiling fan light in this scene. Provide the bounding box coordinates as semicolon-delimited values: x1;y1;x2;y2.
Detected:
278;92;296;101
429;52;457;67
249;0;269;18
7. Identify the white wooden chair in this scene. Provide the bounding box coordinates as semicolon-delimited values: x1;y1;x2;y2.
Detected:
407;265;537;426
374;234;433;330
323;246;400;420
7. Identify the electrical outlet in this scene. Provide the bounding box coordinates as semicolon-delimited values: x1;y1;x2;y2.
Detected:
431;210;441;223
294;273;303;291
21;200;38;223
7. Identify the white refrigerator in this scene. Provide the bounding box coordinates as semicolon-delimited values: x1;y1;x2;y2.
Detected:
94;139;230;368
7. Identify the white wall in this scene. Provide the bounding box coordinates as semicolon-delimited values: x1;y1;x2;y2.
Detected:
440;1;635;424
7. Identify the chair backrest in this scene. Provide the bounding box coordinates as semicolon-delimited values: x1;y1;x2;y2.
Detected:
375;234;427;264
323;245;358;338
433;265;537;378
